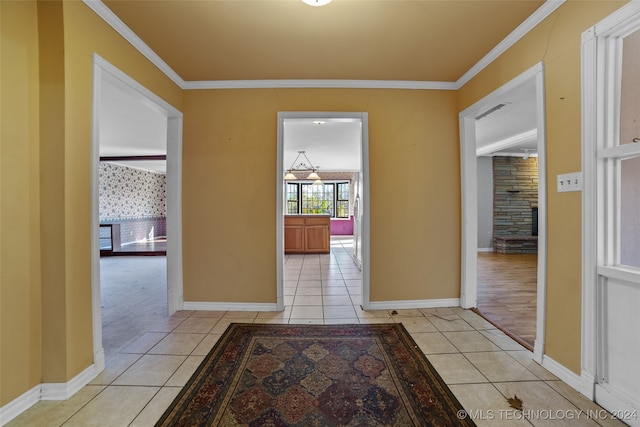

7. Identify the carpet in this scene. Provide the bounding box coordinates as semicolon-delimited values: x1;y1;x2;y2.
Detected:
156;323;475;426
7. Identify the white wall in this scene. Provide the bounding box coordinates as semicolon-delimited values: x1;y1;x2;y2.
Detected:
477;156;494;250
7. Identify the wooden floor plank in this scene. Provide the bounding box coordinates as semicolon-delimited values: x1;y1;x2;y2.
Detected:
476;252;537;349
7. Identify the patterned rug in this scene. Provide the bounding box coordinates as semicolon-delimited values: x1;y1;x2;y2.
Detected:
156;323;475;426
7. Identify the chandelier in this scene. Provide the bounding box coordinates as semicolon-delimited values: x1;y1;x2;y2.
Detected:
284;151;322;184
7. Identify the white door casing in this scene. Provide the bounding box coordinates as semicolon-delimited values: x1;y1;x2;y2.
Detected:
582;3;640;423
91;55;184;370
353;171;363;270
276;112;370;310
459;62;548;363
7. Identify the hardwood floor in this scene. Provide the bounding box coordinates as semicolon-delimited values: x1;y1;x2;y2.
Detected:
476;252;537;350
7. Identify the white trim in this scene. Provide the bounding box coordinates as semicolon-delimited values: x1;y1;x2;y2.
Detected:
476;129;537;156
542;355;585;394
183;79;456;91
481;152;539;159
183;302;280;312
597;265;640;284
596;385;640;427
581;23;599;401
276;114;286;312
0;385;40;426
90;56;106;375
597;142;640;160
277;112;370;311
84;0;564;91
91;54;184;370
581;0;640;405
0;364;101;426
456;1;565;88
459;113;478;309
533;68;548;365
593;1;640;37
459;62;547;361
359;113;371;310
40;364;100;401
82;0;185;88
367;298;460;310
477;247;494;253
166;116;184;314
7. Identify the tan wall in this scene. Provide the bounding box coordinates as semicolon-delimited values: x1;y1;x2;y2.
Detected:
0;0;183;406
1;0;43;406
182;88;461;303
1;0;631;411
59;0;182;380
458;1;628;374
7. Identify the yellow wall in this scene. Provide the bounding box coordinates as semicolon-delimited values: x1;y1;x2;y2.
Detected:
0;0;182;407
458;0;627;374
0;0;631;412
60;0;182;379
1;0;43;405
182;88;461;303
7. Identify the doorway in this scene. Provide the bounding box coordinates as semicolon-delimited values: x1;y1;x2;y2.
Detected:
91;55;184;368
276;112;370;310
459;63;547;362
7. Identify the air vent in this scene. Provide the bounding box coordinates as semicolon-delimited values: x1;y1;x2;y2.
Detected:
475;103;509;120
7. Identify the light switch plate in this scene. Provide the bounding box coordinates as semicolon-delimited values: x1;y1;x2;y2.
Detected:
557;172;583;192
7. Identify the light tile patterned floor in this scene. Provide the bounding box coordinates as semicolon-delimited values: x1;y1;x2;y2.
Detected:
6;237;625;426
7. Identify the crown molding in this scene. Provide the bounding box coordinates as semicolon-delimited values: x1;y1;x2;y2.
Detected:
476;128;538;156
84;0;565;91
182;79;456;90
83;0;186;88
455;0;565;89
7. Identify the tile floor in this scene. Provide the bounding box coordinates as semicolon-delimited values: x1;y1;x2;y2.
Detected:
6;237;625;426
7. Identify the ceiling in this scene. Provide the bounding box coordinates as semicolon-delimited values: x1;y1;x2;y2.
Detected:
95;0;549;173
283;118;362;173
101;0;544;82
475;76;538;157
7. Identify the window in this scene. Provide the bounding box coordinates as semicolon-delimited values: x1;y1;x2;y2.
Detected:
301;183;334;215
286;181;350;218
337;182;349;218
286;183;298;215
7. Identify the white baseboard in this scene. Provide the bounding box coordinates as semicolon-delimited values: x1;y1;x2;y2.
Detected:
40;364;100;401
477;247;494;253
533;338;544;364
183;301;280;311
580;370;596;400
542;354;583;392
0;384;40;426
0;362;100;426
367;298;460;310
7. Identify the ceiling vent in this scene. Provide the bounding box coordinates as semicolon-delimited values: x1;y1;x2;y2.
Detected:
475;103;509;120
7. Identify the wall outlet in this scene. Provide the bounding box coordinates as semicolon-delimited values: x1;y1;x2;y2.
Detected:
557;172;583;192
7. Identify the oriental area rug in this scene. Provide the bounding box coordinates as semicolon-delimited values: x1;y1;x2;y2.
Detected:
156;323;476;427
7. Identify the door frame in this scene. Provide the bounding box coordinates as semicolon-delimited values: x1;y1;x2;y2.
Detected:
459;62;548;362
581;1;640;405
276;112;370;309
91;55;184;369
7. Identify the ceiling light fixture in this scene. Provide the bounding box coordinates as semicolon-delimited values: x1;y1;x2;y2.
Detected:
284;150;322;184
302;0;332;6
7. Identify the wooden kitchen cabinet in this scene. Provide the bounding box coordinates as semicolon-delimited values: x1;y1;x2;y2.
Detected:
284;215;330;254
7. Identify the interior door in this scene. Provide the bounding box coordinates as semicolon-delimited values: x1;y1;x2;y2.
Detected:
594;26;640;424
